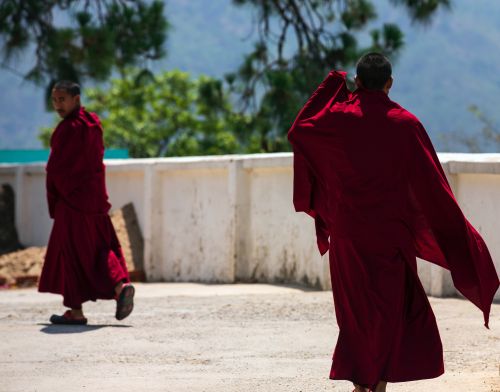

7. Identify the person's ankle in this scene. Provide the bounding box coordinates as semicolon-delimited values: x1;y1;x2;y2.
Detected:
114;281;124;296
70;308;84;318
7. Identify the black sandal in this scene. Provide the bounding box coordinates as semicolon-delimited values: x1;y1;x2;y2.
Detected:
50;310;88;325
115;284;135;321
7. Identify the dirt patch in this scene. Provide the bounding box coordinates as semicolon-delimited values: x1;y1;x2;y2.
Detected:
110;202;144;272
0;247;45;286
0;203;145;288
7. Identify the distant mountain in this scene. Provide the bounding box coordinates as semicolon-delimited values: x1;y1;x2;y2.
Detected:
378;0;500;151
0;0;499;151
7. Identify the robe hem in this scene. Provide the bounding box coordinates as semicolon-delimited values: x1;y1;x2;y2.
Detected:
329;368;444;389
38;270;129;308
38;289;113;308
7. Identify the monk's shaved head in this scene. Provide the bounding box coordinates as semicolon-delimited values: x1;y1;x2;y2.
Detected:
355;53;392;91
53;80;81;96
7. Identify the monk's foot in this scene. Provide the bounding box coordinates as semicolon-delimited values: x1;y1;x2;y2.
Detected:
353;383;370;392
115;283;135;321
70;308;85;319
374;381;387;392
50;310;87;325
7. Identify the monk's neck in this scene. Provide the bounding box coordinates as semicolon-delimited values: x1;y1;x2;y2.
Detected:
64;105;82;119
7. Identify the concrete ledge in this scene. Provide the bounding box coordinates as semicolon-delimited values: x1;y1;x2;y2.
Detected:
1;153;499;299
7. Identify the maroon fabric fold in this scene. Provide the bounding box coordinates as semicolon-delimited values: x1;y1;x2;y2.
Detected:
288;71;499;389
39;107;129;308
290;71;349;254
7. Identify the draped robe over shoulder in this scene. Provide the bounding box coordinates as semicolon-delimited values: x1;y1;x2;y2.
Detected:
39;107;130;309
288;71;499;389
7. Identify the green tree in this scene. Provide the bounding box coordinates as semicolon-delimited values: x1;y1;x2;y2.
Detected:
40;69;254;157
34;0;452;157
0;0;168;105
228;0;451;152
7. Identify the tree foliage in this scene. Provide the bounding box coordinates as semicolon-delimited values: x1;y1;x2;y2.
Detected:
0;0;168;105
228;0;451;152
28;0;451;156
40;69;254;157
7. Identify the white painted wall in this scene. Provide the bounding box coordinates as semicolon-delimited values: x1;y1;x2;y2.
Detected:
1;153;499;299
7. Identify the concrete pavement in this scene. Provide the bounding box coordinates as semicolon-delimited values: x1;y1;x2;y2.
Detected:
0;283;499;392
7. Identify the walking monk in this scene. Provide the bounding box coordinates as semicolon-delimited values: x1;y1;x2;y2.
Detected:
288;53;499;392
39;81;135;325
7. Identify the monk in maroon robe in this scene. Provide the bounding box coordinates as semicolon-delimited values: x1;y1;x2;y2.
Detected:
39;81;135;325
288;53;499;392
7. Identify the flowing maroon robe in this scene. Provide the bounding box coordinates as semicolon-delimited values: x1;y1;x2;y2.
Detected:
288;71;499;389
39;107;130;309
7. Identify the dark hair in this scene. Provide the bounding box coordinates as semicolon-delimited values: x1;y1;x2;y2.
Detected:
356;52;392;90
53;80;81;96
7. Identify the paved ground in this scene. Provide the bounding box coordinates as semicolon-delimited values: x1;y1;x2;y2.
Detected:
0;283;499;392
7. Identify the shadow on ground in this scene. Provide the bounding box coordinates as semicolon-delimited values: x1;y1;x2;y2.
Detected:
38;323;132;334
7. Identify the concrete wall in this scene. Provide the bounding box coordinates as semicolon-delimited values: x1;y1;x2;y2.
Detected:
1;153;499;299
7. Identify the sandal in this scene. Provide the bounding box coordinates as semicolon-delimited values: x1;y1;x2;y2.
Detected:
353;388;373;392
50;310;88;325
115;283;135;320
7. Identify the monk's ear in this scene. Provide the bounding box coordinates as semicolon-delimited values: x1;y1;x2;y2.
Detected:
354;76;363;89
385;77;393;90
